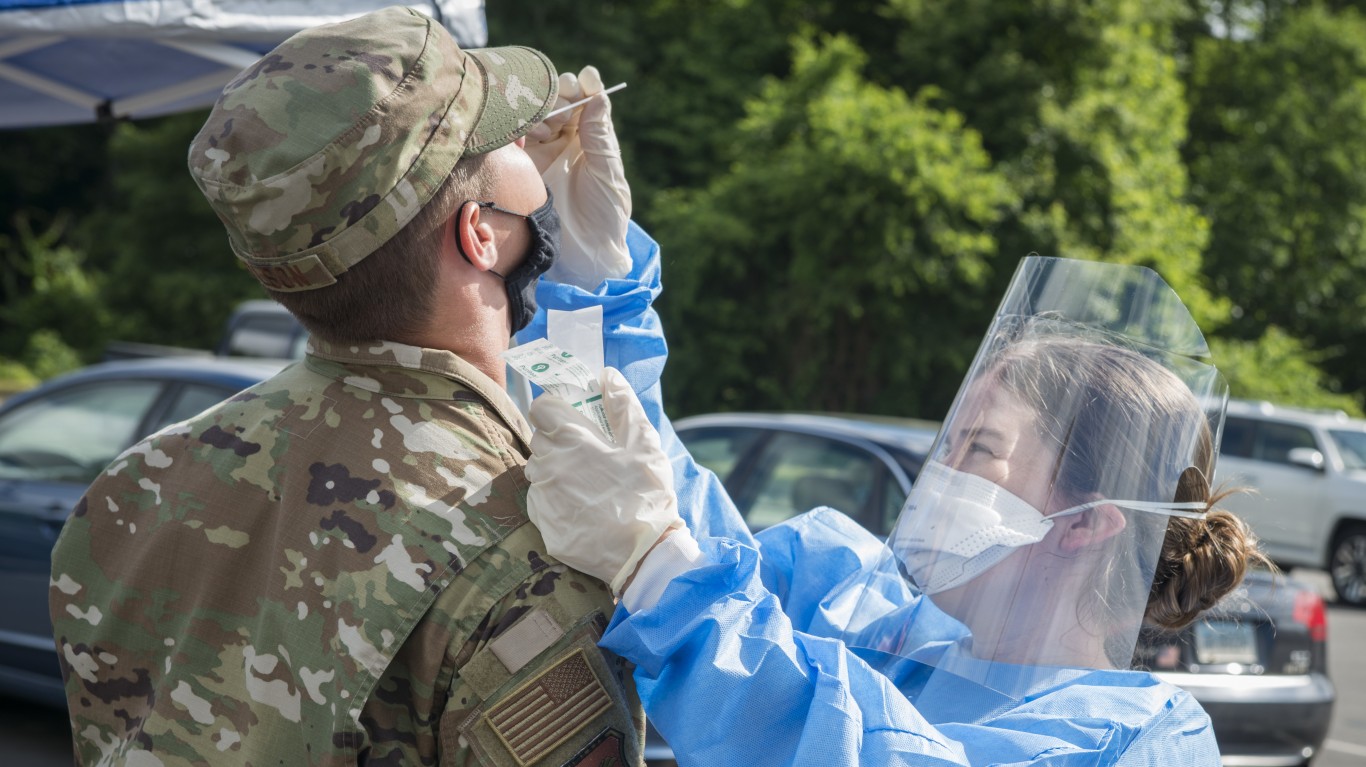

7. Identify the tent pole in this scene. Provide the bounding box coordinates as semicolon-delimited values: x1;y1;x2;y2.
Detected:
0;60;102;111
157;40;262;71
112;69;240;118
0;35;62;59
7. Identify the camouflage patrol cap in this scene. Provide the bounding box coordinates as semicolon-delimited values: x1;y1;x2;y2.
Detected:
188;6;557;292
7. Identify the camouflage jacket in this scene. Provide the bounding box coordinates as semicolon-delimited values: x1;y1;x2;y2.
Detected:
50;340;644;767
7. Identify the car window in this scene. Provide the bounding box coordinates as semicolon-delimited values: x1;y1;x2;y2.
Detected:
676;427;765;483
1329;430;1366;471
1220;416;1255;459
880;472;906;535
224;312;304;359
0;380;163;483
1252;422;1319;465
149;384;236;433
743;432;879;529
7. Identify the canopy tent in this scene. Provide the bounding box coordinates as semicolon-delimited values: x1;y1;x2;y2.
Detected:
0;0;486;129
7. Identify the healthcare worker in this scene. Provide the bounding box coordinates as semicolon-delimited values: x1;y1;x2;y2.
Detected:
522;257;1272;767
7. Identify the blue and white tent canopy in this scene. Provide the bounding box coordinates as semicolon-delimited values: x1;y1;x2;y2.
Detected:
0;0;486;129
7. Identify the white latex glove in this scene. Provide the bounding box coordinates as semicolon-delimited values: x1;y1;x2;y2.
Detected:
525;66;632;291
525;367;681;595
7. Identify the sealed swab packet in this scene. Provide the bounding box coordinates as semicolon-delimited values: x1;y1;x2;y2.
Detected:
503;338;615;442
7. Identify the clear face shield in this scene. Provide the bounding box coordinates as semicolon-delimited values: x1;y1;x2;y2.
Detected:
837;257;1228;699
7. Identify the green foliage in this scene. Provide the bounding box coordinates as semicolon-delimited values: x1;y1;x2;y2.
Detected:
0;122;111;244
655;34;1015;417
0;214;114;361
885;0;1220;322
647;0;1234;417
23;329;84;381
74;112;264;350
0;358;39;397
486;0;892;224
0;0;1359;417
1187;5;1366;399
1210;328;1363;416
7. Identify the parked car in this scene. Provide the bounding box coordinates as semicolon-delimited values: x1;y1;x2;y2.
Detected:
101;299;310;363
674;412;940;536
1214;399;1366;606
215;299;310;359
676;411;1334;766
0;356;288;706
1137;569;1334;766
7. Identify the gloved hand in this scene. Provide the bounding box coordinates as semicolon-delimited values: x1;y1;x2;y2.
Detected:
524;66;632;291
525;367;681;595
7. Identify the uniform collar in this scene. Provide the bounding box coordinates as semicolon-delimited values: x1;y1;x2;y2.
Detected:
305;338;532;450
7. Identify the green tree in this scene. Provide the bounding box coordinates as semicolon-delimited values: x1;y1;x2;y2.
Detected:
0;122;115;383
1186;5;1366;401
486;0;892;225
0;122;111;243
1211;328;1362;415
498;0;1322;416
75;112;264;349
655;34;1015;417
0;214;113;368
883;0;1220;322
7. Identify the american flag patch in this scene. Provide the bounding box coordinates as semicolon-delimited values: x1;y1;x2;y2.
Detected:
486;648;613;765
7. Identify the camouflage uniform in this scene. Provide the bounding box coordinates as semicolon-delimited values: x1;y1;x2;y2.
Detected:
49;8;644;766
50;340;644;766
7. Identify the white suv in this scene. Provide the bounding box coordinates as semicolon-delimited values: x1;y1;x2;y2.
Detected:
1216;399;1366;605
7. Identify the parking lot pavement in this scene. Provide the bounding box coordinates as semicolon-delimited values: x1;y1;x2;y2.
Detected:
1289;568;1366;767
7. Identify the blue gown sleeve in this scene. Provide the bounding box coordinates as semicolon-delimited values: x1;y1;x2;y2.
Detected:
602;535;970;767
516;221;755;546
603;513;1221;767
749;508;886;633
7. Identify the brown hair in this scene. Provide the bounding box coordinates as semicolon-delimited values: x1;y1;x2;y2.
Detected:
1145;500;1271;629
989;331;1273;637
268;153;499;344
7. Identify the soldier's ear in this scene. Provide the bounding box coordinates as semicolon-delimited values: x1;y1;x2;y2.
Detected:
450;202;499;272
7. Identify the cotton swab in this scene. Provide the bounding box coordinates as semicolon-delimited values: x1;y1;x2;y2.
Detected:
543;83;627;120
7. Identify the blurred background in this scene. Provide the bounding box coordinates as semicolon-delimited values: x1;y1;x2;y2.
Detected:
7;3;1366;765
4;0;1366;421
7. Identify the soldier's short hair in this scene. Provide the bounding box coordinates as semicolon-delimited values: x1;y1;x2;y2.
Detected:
269;153;498;344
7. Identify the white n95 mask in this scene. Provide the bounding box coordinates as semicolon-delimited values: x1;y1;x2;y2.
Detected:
898;461;1207;595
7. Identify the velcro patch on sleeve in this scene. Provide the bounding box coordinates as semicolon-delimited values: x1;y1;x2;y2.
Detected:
485;649;613;766
490;607;565;674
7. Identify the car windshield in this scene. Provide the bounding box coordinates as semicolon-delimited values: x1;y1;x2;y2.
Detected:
1329;429;1366;470
887;446;926;482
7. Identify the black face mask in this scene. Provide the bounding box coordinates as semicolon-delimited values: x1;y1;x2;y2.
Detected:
456;190;561;334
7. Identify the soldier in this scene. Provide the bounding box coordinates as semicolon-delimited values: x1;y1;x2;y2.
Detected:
49;7;643;766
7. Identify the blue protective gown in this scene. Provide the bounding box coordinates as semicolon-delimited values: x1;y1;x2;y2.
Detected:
520;224;1222;767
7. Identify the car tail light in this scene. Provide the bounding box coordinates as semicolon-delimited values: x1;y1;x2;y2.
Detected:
1292;590;1328;643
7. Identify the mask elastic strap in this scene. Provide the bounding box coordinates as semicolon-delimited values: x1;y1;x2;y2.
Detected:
1049;499;1209;521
